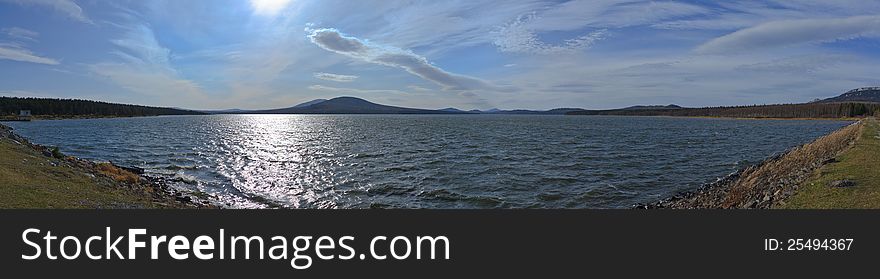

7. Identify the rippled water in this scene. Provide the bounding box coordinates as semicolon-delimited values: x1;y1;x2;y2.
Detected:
4;115;850;208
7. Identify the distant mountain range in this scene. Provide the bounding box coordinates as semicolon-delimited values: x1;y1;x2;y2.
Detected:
814;87;880;103
208;96;586;115
4;87;878;118
567;87;880;118
202;86;880;115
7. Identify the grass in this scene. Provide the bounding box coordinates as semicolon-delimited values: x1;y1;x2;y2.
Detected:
95;162;141;184
781;118;880;208
0;138;163;208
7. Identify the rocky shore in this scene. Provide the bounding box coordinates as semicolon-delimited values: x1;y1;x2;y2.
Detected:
640;120;864;209
0;123;216;208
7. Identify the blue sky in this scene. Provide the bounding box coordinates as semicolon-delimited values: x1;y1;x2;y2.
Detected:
1;0;879;110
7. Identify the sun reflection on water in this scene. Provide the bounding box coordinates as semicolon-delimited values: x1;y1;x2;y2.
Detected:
213;115;341;208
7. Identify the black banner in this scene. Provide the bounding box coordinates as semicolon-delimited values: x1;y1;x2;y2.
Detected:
1;210;877;277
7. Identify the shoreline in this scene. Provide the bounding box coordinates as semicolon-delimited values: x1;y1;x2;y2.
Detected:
2;116;872;209
0;123;216;209
1;113;867;122
640;119;869;209
0;114;170;121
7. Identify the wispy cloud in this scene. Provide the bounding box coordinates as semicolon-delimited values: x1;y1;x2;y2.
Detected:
313;72;358;82
0;0;92;23
2;27;39;41
307;27;501;91
89;22;204;104
308;84;409;95
524;0;709;31
696;15;880;54
0;42;59;65
736;54;854;74
3;0;880;110
494;14;607;55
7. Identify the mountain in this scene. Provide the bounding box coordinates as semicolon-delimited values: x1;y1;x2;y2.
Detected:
204;97;586;115
439;107;468;113
567;102;880;118
293;99;327;108
816;87;880;103
250;97;465;114
621;104;683;110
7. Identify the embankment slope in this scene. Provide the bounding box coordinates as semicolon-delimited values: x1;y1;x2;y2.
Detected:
0;124;209;208
645;119;868;209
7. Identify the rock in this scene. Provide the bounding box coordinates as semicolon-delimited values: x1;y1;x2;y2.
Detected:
111;162;144;175
828;180;856;188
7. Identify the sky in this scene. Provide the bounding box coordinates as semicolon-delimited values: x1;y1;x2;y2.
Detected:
1;0;879;110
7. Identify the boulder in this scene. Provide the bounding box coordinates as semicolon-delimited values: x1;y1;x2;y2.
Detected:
828;180;856;188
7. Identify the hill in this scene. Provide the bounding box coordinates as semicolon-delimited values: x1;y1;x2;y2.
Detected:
293;99;328;108
567;102;880;118
815;87;880;103
0;97;205;118
250;97;464;114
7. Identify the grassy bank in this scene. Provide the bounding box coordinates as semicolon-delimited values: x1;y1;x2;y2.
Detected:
781;118;880;208
0;124;209;208
645;119;864;209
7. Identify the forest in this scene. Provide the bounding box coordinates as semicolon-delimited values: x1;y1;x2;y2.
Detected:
0;97;203;117
567;102;880;118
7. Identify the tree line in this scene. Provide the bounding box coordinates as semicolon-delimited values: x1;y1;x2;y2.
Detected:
0;97;204;117
567;102;880;118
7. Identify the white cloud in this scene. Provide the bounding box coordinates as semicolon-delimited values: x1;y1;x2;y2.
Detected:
89;22;204;104
308;84;409;95
407;85;432;92
736;54;853;74
313;72;358;82
696;15;880;54
307;28;502;91
0;0;92;23
363;1;542;52
2;27;39;41
90;63;203;98
526;0;709;31
494;14;607;55
0;43;59;65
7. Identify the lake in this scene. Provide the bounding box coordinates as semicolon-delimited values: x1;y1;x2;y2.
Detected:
4;115;851;208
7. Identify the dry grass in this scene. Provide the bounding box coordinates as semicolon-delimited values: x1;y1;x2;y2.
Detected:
649;119;864;208
95;162;141;184
0;139;152;208
721;121;862;207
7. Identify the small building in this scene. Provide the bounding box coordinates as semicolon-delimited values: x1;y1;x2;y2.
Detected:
18;110;32;121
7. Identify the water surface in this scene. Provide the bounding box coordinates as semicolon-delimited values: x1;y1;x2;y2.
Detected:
5;115;850;208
